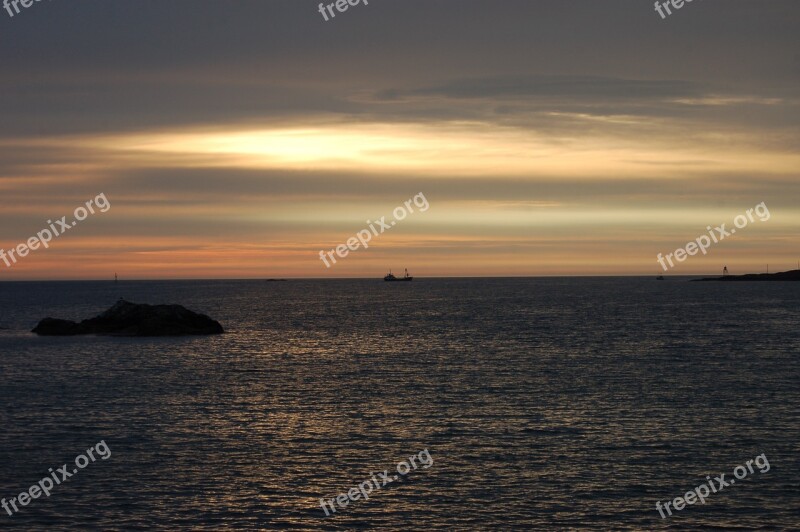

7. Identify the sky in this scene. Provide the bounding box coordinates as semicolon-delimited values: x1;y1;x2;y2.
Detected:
0;0;798;279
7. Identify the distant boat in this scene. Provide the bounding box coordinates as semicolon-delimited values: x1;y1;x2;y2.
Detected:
384;268;413;282
656;275;664;280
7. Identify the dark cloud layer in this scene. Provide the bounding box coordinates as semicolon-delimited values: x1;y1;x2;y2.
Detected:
1;1;798;136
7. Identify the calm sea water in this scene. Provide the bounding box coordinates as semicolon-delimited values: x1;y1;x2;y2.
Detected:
0;278;798;530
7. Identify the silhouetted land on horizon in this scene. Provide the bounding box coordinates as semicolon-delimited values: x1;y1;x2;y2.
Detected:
693;269;800;282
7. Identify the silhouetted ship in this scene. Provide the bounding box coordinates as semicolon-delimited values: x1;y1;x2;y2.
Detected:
384;269;413;282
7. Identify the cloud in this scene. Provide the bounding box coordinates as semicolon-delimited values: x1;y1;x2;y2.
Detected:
1;1;799;278
385;75;703;101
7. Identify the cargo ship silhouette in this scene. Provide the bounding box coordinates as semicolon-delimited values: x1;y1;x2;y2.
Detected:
384;269;413;282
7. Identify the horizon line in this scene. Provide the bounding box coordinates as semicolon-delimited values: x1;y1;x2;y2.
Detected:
0;273;763;283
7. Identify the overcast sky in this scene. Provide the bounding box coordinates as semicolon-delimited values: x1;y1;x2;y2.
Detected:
1;1;798;279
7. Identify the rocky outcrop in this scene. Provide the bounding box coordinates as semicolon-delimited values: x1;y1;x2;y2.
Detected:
32;299;224;336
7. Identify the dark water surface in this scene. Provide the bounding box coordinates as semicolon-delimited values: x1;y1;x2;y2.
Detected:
0;278;798;530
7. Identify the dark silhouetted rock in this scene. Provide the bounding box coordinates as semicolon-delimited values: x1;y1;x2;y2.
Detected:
32;318;82;335
32;300;224;336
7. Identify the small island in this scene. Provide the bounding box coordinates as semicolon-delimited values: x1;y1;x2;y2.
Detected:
32;299;224;336
692;269;800;282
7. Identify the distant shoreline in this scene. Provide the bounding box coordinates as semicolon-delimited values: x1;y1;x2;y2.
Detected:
2;273;800;282
692;269;800;282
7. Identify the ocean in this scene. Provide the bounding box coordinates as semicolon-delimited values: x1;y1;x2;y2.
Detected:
0;278;798;530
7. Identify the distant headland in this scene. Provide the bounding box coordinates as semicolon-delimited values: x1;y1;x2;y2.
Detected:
693;269;800;282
